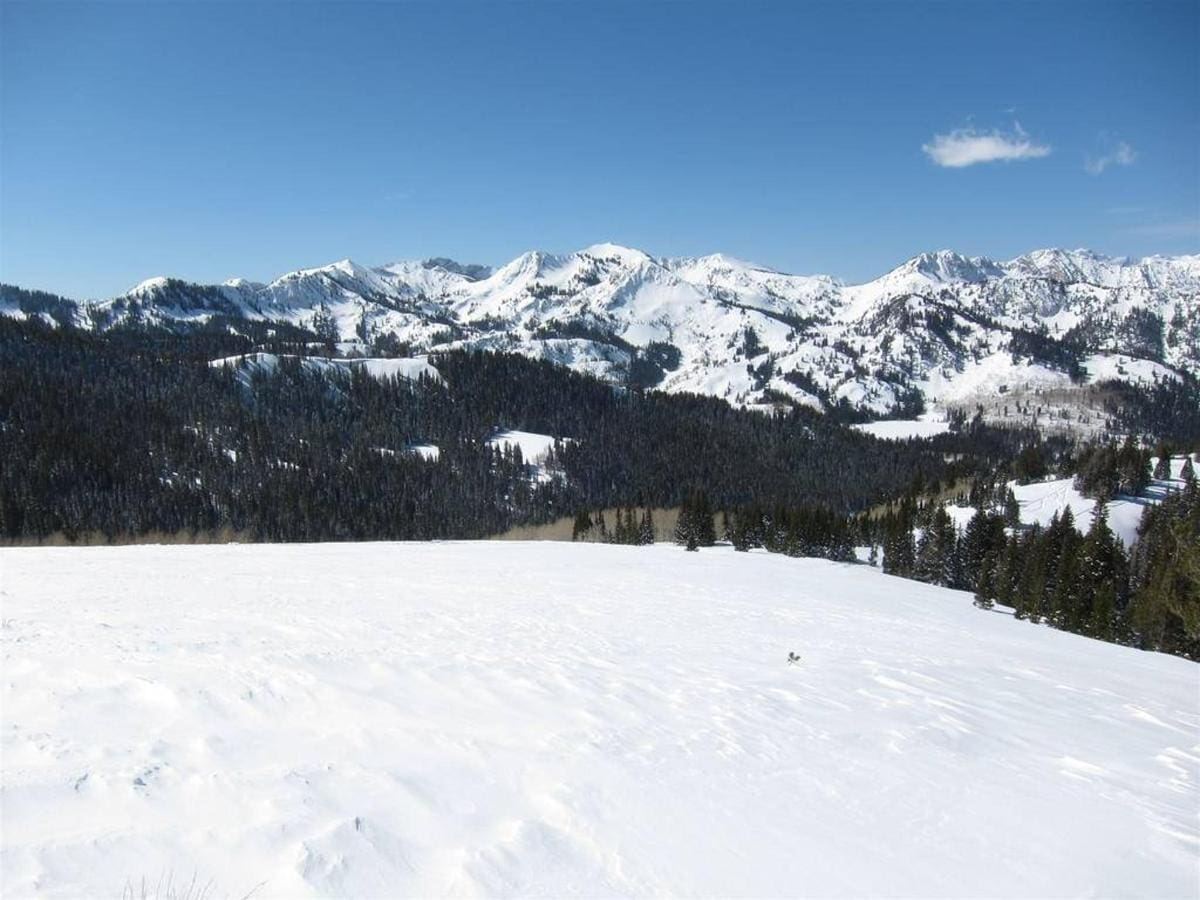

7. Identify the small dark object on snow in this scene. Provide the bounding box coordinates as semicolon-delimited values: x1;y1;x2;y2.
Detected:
787;652;801;665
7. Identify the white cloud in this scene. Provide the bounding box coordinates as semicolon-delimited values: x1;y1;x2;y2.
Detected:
1085;141;1137;176
922;122;1051;168
1122;219;1199;239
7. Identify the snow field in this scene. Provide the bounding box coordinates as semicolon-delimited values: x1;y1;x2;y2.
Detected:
946;456;1197;547
484;430;563;464
851;415;950;440
1;542;1197;898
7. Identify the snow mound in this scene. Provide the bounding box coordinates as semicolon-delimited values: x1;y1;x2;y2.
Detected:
2;543;1196;898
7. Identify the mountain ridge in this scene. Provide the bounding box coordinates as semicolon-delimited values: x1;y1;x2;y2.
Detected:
4;244;1198;433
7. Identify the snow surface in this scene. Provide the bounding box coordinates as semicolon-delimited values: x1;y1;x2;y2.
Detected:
947;456;1197;547
211;353;440;384
2;543;1197;899
851;416;950;440
484;429;562;463
406;443;440;461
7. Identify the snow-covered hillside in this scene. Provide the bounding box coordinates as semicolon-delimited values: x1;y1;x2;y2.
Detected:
948;455;1197;547
2;543;1196;898
6;244;1197;431
211;352;440;385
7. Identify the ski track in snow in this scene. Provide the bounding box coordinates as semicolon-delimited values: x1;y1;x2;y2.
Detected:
1;542;1197;898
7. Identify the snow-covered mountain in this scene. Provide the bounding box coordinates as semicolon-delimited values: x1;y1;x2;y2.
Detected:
6;244;1198;428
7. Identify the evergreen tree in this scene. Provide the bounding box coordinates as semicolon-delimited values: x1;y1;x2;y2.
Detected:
915;505;956;586
638;508;655;545
1003;487;1021;529
883;515;916;577
674;495;694;548
1152;444;1171;481
974;553;996;609
571;509;593;541
1049;524;1082;628
693;490;717;547
1116;435;1150;496
1076;499;1124;636
958;508;1005;591
1013;526;1046;622
1013;443;1048;483
993;534;1020;608
311;304;339;355
1128;481;1200;656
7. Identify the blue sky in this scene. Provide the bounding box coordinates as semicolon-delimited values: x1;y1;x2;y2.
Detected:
2;0;1197;298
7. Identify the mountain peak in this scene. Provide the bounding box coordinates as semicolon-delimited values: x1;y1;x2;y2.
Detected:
881;250;1001;285
579;242;652;263
126;276;171;296
286;258;367;281
420;258;492;281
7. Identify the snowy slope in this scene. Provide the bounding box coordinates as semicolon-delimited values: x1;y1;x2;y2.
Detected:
7;245;1198;429
2;543;1197;899
485;429;563;463
211;352;440;384
851;415;951;440
947;456;1197;547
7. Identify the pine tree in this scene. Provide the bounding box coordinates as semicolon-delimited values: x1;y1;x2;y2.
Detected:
1128;481;1200;655
1116;435;1150;496
311;304;339;355
571;509;593;541
674;495;694;548
993;534;1020;608
1076;499;1122;636
1003;487;1021;528
974;553;996;609
1049;526;1081;627
693;490;717;547
1014;526;1045;622
959;508;1004;591
638;508;655;545
915;526;936;583
617;506;638;544
931;505;958;586
1152;444;1171;481
884;516;916;577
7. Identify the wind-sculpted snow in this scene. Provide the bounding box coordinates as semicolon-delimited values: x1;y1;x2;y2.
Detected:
2;543;1196;898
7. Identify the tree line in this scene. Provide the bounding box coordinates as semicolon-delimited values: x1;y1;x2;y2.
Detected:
1;317;1029;544
687;457;1198;660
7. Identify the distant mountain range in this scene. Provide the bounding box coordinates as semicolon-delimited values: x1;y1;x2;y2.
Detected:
4;244;1198;430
